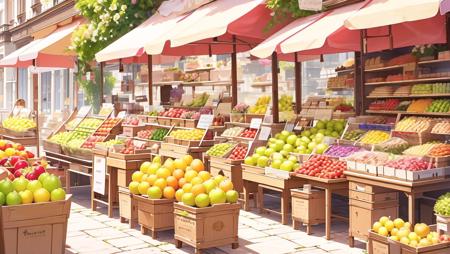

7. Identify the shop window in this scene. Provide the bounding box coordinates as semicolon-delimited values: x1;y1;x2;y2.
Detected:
17;68;27;102
54;70;61;111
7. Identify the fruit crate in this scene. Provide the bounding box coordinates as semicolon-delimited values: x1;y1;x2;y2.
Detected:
391;131;439;146
0;127;36;138
174;202;240;254
61;146;92;160
107;150;152;161
135;195;174;239
157;117;172;126
0;195;72;254
184;119;198;128
122;125;148;137
367;226;450;254
209;160;243;192
118;187;138;228
171;118;184;127
43;139;62;154
291;189;325;235
242;164;265;174
244;114;266;123
160;143;190;154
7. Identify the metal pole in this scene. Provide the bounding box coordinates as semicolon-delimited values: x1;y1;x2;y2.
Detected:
148;55;153;105
271;52;279;123
231;36;238;107
294;54;302;114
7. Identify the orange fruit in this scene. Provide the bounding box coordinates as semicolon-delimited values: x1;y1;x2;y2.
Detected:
163;159;176;172
166;176;179;190
178;178;187;188
182;183;193;193
182;155;194;166
163;186;175;199
219;179;234;192
172;169;185;180
174;159;187;170
175;189;184;202
156;168;171;179
198;171;211;181
191;159;205;172
146;174;158;186
132;171;144;182
191;176;203;186
191;184;206;196
153;178;167;190
185;171;198;183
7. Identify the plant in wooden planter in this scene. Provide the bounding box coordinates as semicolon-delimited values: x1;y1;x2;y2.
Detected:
435;193;450;234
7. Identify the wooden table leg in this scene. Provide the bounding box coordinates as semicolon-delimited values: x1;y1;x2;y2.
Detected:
325;188;332;240
108;167;115;218
257;185;264;214
408;193;416;225
281;189;290;225
91;174;96;211
243;181;250;211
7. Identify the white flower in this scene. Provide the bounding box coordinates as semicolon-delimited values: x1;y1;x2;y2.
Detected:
109;4;117;11
412;47;417;53
113;13;121;22
94;5;102;13
420;47;425;54
121;5;127;11
97;0;103;4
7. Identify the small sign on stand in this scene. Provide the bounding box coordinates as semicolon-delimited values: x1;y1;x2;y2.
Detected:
93;155;107;195
250;118;263;129
258;126;272;141
197;114;214;129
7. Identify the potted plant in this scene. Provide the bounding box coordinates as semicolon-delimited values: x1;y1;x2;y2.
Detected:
434;193;450;233
411;44;437;61
230;103;248;123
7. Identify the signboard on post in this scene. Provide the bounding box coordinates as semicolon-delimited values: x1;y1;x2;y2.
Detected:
77;106;91;118
258;126;272;141
93;155;107;195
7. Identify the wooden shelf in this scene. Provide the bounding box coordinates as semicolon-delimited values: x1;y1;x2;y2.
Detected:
367;93;450;99
365;77;450;86
365;65;404;72
417;58;450;65
366;110;450;116
335;68;354;75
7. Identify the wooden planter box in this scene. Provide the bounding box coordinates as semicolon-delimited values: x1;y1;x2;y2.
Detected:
368;227;450;254
174;203;240;254
118;187;138;228
0;195;72;254
135;195;174;239
291;189;325;235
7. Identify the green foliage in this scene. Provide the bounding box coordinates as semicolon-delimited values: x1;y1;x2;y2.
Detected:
266;0;316;27
434;193;450;216
71;0;159;73
77;68;116;113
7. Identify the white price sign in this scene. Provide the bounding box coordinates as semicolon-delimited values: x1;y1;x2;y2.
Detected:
298;0;322;11
258;126;272;141
250;118;262;129
93;155;107;195
197;114;214;129
116;111;127;119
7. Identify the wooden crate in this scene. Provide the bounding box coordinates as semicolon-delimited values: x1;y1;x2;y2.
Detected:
122;125;147;137
244;114;265;123
157;117;171;126
118;187;138;228
135;195;174;239
368;227;450;254
291;189;325;234
350;203;398;241
171;118;184;127
349;190;398;203
43;140;62;154
174;203;240;254
0;195;72;254
210;160;243;193
108;151;151;161
117;168;134;188
184;119;198;128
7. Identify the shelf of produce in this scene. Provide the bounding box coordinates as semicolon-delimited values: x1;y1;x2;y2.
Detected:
366;110;450;116
365;77;450;86
367;93;450;99
364;65;404;72
335;68;354;75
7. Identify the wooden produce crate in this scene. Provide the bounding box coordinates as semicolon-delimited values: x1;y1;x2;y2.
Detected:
184;119;198;128
244;114;266;123
43;140;62;154
291;189;325;235
118;187;138;228
0;195;72;254
107;151;152;161
171;118;184;127
209;158;243;193
157;117;172;126
436;215;450;235
368;227;450;254
146;116;158;124
135;195;174;239
242;164;265;175
174;203;240;254
122;125;148;137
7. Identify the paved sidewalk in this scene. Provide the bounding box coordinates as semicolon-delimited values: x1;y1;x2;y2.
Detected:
65;187;366;254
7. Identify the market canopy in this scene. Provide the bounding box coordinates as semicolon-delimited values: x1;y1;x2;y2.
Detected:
0;21;79;68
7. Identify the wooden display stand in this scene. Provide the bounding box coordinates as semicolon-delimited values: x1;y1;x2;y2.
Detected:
209;156;243;192
174;202;240;254
135;195;174;239
291;189;325;235
118;187;138;228
345;170;450;247
0;195;72;254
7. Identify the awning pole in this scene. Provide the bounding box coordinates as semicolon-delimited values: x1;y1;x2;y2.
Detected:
231;35;238;107
99;62;104;103
271;52;279;123
294;53;302;114
446;13;450;48
33;73;38;112
358;30;366;115
148;55;153;105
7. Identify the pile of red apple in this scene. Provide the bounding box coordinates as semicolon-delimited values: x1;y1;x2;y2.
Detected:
94;118;121;136
137;130;152;139
119;139;146;154
294;155;346;179
123;117;140;126
1;156;47;181
239;128;257;139
228;145;248;160
369;99;400;111
81;136;104;149
159;108;189;118
212;115;225;126
384;158;433;171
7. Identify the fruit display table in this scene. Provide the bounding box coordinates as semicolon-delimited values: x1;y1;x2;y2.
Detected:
241;170;304;225
289;173;348;240
345;170;450;247
0;113;40;156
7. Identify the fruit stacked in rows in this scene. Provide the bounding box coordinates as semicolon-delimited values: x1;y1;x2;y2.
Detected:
411;84;433;94
0;173;66;206
432;121;450;134
395;117;431;132
227;145;248;160
375;137;409;154
169;129;205;140
77;118;103;130
324;145;361;157
311;119;346;138
119;139;146;154
294;155;346;179
159;108;189;118
359;130;390;144
346;151;390;166
342;129;365;141
426;99;450;112
239;128;257;139
222;127;244;137
137;129;152;139
372;217;447;247
384;158;433;171
94;118;120;136
150;128;169;141
2;117;36;132
206;143;234;157
81;136;104;149
123;117;140;126
369;99;400;111
428;144;450;157
278;95;296;122
248;95;271;114
407;99;433;112
403;143;441;157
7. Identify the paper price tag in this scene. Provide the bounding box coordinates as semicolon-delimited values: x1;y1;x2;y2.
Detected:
116;111;127;119
197;114;214;129
258;126;272;141
299;0;322;11
93;156;106;195
250;118;262;129
77;106;91;118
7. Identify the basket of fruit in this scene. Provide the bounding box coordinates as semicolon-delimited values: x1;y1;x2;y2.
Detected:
167;129;214;147
206;143;237;161
1;116;37;137
43;139;63;154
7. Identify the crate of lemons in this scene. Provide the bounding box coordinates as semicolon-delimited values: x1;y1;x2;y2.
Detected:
128;155;239;207
0;172;66;206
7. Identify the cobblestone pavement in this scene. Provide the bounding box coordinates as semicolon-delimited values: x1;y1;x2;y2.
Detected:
65;187;366;254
